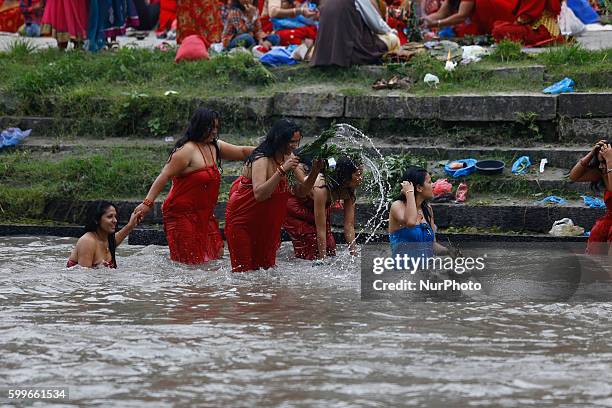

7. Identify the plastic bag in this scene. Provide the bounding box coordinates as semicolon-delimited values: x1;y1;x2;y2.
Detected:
424;73;440;87
581;195;606;208
461;45;488;64
549;218;585;237
0;128;31;148
455;182;468;202
432;179;453;197
559;2;586;36
260;46;299;67
567;0;599;24
543;77;575;94
511;156;531;174
444;159;477;178
540;195;567;205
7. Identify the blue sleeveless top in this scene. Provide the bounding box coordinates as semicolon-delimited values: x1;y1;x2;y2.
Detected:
389;223;435;258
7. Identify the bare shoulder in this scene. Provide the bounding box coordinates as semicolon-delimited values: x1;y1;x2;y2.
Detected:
76;233;97;250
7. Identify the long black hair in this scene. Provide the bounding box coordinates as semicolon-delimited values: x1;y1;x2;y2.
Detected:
396;166;433;226
169;107;222;170
587;140;610;192
246;118;300;165
326;156;362;201
84;201;117;268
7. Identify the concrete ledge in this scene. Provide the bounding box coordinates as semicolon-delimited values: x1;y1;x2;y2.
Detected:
273;92;345;118
439;94;557;122
559;118;612;142
558;93;612;118
345;95;439;119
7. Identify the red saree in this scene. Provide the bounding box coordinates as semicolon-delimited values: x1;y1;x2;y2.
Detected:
157;0;176;33
162;163;223;265
283;194;336;260
176;0;223;44
0;0;23;32
586;191;612;255
225;175;291;272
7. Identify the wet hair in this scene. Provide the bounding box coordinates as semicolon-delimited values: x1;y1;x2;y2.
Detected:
169;107;222;170
232;0;258;11
326;156;362;201
396;166;433;225
587;139;610;192
246;118;300;165
84;201;117;267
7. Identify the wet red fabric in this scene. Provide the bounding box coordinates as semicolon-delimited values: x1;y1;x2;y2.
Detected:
225;175;291;272
586;191;612;255
283;194;336;260
162;164;223;264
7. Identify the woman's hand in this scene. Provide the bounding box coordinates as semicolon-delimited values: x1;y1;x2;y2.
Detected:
245;2;257;17
421;16;435;27
300;4;318;18
133;203;151;218
282;154;300;173
311;158;325;174
601;143;612;162
127;210;143;228
401;181;414;196
593;139;607;153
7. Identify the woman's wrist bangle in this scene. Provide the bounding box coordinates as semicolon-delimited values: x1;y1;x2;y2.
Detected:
142;198;153;208
278;165;287;176
607;168;612;174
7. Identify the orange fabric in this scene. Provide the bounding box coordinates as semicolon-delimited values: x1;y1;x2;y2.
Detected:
175;34;209;62
162;163;223;264
176;0;223;44
225;175;291;272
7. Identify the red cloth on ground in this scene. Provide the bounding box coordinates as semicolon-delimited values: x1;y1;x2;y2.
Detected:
0;1;23;32
175;34;209;62
162;163;223;265
386;15;407;45
276;25;317;45
492;21;555;46
453;0;516;36
513;0;561;22
176;0;223;44
41;0;89;41
283;194;336;260
225;174;291;272
157;0;175;33
260;15;272;32
586;191;612;255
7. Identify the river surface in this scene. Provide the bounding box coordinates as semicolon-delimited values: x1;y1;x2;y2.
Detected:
2;236;612;407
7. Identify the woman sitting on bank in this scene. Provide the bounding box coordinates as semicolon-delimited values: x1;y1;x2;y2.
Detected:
67;202;141;268
284;156;363;260
260;0;319;46
133;108;255;265
569;140;612;256
422;0;515;37
222;0;280;50
311;0;400;67
225;119;323;272
388;166;449;258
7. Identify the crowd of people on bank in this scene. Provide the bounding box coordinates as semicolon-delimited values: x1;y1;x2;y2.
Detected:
66;108;612;271
0;0;606;63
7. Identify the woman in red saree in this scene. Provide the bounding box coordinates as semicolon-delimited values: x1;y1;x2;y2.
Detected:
225;119;323;272
569;140;612;257
284;156;363;260
40;0;88;48
176;0;223;44
133;108;255;265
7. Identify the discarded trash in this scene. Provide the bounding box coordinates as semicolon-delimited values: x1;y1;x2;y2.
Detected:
444;159;477;178
511;156;531;174
424;73;440;87
0;128;31;148
444;59;457;72
559;2;586;36
539;158;548;173
567;0;599;24
433;179;453;197
164;90;179;96
540;195;567;206
549;218;585;237
543;77;574;94
455;182;468;203
164;136;174;143
461;45;488;64
581;195;606;208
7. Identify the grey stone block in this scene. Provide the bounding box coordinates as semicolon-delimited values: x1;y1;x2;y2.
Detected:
273;92;345;118
439;94;557;122
558;93;612;118
485;65;545;83
559;118;612;142
345;95;439;119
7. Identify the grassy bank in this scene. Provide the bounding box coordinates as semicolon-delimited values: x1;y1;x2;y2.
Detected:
0;41;609;138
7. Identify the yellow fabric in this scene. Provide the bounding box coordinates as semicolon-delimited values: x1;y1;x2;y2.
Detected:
378;32;401;53
533;10;560;37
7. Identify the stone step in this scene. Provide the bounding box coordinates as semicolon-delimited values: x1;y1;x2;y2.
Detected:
42;197;606;234
0;223;588;246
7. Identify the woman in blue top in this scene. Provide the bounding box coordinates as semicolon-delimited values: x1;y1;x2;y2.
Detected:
388;166;449;259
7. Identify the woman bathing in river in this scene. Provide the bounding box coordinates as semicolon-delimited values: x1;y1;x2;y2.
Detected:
569;139;612;256
67;201;141;268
